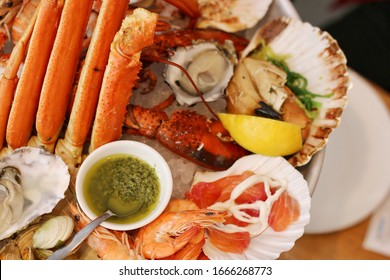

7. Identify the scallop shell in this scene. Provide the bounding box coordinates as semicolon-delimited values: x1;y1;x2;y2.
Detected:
192;154;311;260
240;17;350;166
195;0;273;32
0;147;70;240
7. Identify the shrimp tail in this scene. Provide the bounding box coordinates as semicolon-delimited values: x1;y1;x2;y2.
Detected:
148;225;202;259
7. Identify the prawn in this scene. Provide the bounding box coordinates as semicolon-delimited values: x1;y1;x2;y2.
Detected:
134;208;226;259
68;202;142;260
160;199;206;260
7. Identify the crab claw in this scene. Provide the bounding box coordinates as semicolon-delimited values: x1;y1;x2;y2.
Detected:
156;110;250;170
124;107;249;170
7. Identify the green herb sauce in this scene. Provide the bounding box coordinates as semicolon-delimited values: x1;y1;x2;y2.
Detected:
83;154;160;224
250;40;333;119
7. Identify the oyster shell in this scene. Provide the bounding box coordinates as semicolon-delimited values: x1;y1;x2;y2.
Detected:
0;167;24;226
228;17;350;166
195;0;273;32
164;41;237;106
0;147;70;240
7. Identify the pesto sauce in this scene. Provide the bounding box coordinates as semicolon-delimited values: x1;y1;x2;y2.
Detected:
83;154;160;224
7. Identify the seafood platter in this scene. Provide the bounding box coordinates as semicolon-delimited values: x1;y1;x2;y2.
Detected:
0;0;350;260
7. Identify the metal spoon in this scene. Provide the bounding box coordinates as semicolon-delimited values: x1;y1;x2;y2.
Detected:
48;195;144;260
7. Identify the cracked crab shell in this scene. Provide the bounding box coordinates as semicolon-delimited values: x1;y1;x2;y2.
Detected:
241;17;350;166
195;0;273;32
0;147;70;240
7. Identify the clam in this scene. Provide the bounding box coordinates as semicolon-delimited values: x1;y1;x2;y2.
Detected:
164;41;237;106
227;17;350;166
0;147;70;240
195;0;273;32
32;215;74;250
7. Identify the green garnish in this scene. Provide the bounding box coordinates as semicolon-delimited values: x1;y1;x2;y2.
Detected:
251;40;333;117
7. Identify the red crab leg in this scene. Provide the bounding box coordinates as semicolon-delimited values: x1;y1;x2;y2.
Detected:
29;0;94;152
0;2;38;152
89;8;158;152
6;0;63;150
55;0;128;166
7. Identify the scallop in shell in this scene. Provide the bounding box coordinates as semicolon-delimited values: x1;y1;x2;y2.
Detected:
0;147;70;240
195;0;273;32
191;154;310;260
164;41;237;106
227;17;350;166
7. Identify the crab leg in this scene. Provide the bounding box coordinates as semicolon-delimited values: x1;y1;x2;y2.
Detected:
6;0;63;151
89;8;158;152
28;0;94;152
55;0;128;167
0;4;38;153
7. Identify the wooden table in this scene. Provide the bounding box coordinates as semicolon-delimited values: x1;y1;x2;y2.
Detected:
279;74;390;260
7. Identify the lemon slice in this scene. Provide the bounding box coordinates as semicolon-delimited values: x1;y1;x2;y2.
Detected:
218;113;302;156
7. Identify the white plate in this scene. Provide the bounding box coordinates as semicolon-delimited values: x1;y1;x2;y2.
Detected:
305;69;390;234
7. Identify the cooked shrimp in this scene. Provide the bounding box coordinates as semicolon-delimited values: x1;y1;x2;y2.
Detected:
160;199;205;260
68;202;142;260
135;209;226;259
161;227;206;260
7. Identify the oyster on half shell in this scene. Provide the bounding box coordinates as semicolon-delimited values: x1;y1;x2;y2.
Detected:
164;41;237;106
227;17;350;166
0;147;70;240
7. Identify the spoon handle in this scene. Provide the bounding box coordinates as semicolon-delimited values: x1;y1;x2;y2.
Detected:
47;211;113;260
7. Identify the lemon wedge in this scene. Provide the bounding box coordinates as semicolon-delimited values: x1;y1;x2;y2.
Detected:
218;113;302;156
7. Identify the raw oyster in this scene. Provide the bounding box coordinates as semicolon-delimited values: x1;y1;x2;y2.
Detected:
164;41;237;106
227;17;350;166
195;0;273;32
0;147;70;240
0;167;24;226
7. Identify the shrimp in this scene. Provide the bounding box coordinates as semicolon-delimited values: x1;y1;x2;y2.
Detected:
68;202;142;260
135;209;226;259
161;228;206;260
160;199;206;260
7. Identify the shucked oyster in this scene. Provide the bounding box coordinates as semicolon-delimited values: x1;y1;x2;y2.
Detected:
0;167;24;226
0;147;70;240
164;41;237;106
227;17;350;166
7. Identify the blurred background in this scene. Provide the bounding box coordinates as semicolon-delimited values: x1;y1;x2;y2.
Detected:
279;0;390;260
292;0;390;91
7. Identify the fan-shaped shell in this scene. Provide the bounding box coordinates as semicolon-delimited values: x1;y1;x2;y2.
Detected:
192;154;310;260
195;0;273;32
0;147;70;240
238;17;350;166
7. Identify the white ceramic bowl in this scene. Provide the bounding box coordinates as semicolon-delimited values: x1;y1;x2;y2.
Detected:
75;140;173;231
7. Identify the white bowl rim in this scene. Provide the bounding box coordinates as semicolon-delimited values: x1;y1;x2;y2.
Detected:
75;140;173;231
